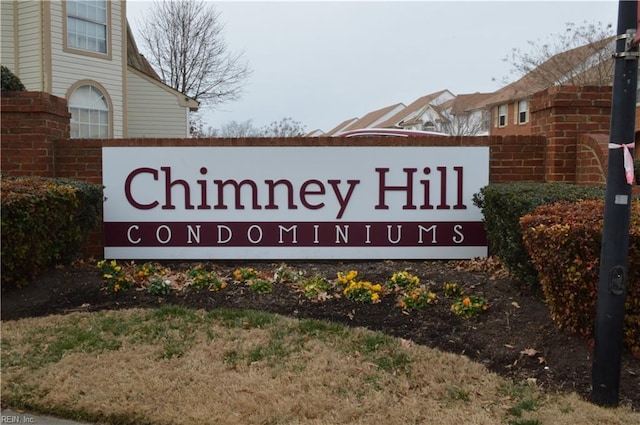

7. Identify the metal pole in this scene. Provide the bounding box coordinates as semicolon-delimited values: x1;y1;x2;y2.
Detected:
591;0;638;407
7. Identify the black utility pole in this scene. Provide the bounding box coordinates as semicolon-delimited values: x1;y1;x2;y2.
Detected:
591;0;638;407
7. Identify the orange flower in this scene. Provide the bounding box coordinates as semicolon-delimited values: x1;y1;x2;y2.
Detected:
462;297;471;307
114;284;120;293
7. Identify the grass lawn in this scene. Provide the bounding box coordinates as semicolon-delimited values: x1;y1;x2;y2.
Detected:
1;306;638;425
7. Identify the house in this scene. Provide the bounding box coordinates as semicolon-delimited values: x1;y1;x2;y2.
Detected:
0;0;198;138
323;89;492;137
376;90;455;133
304;129;325;137
336;103;406;134
321;34;623;138
444;93;494;136
324;118;360;137
484;36;615;136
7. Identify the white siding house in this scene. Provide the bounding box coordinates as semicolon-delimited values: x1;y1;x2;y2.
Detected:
1;0;197;138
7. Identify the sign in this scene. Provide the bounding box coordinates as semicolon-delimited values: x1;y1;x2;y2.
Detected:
102;146;489;259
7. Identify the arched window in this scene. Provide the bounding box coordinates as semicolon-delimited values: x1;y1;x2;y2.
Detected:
69;85;109;138
422;121;435;131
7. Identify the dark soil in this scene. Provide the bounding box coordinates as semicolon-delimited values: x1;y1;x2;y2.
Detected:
1;258;638;410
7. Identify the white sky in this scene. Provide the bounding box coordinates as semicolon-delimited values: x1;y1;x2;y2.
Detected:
126;0;619;133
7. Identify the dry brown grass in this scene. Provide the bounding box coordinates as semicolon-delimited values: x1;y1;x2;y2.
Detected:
2;307;638;425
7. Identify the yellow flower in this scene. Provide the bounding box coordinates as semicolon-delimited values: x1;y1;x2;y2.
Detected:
371;293;380;303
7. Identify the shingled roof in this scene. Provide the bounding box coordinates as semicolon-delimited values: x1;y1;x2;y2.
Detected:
484;36;615;106
324;117;360;136
449;92;495;115
340;103;406;132
126;22;161;80
376;90;453;128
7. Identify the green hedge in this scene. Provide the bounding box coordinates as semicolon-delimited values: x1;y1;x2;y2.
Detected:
1;177;103;287
1;65;25;91
520;199;640;357
472;183;605;286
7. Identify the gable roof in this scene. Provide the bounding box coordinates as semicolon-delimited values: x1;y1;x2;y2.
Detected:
449;92;494;114
324;117;360;136
341;103;406;132
126;23;161;80
377;89;453;128
304;129;324;137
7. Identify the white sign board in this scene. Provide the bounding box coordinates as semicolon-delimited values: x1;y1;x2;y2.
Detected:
102;146;489;259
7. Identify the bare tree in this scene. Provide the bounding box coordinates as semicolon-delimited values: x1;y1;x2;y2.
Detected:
499;20;615;87
440;111;489;136
259;117;306;137
218;120;260;138
189;111;219;137
138;0;251;106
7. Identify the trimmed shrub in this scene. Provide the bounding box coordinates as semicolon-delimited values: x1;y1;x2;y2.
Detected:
472;183;605;286
1;65;25;91
1;177;103;287
520;199;640;357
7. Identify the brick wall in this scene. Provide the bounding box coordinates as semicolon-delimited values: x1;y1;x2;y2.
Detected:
1;92;71;177
530;85;612;182
0;88;624;257
576;133;609;186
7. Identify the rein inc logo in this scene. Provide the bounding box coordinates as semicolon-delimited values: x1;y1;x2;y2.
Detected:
1;414;35;423
102;146;489;260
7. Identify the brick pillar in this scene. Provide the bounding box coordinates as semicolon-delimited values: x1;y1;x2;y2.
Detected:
1;91;71;177
530;85;612;183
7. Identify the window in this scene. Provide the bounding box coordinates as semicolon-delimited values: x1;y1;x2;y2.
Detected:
69;85;109;138
422;121;436;131
518;100;528;124
498;104;507;127
481;110;490;132
66;0;107;54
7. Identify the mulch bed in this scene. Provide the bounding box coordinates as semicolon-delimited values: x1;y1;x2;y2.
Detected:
1;258;638;410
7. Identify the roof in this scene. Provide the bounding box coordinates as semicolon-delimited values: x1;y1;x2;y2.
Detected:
377;90;453;128
448;93;494;115
341;103;406;132
324;117;360;136
304;129;325;137
126;22;161;80
336;128;449;138
484;36;615;106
